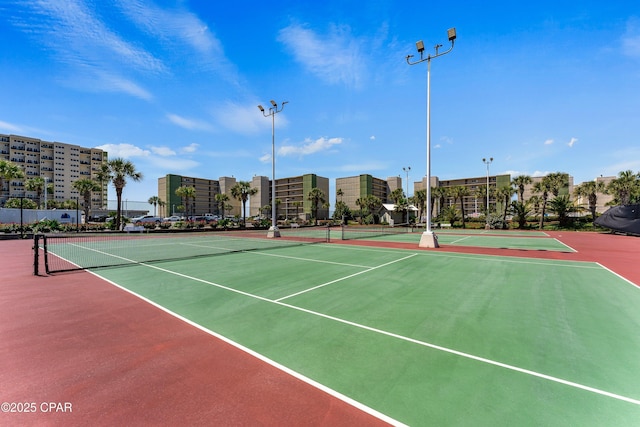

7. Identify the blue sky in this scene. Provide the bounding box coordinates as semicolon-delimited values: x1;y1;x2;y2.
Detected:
1;0;639;206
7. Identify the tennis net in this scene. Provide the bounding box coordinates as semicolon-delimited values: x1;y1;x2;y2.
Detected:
34;228;329;274
338;224;418;240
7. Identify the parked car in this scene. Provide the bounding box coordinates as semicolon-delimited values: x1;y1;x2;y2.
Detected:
131;215;163;224
163;215;183;222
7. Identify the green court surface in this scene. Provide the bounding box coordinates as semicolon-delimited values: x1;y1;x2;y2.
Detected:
340;229;574;252
60;237;640;426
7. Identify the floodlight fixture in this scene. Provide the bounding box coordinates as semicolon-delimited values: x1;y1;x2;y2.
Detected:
448;27;457;41
415;40;425;53
258;105;265;113
270;100;277;107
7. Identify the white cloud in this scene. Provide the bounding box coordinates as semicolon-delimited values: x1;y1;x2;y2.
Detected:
278;23;366;88
259;154;271;163
96;143;150;158
167;113;213;132
0;120;23;133
150;146;176;156
568;137;578;148
180;143;199;153
531;170;550;177
440;136;454;145
11;0;163;99
114;0;240;83
216;102;285;135
544;139;554;145
370;135;376;140
278;137;343;156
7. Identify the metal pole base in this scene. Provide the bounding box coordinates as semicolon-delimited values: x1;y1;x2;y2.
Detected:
419;231;439;248
267;226;281;238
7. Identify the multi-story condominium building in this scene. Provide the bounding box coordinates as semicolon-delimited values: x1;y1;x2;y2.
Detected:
415;174;510;218
335;174;401;212
0;133;107;209
520;176;574;205
157;174;240;218
415;173;577;218
573;176;614;214
250;174;330;220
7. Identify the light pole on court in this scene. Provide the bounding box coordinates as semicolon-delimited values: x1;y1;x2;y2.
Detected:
258;100;288;238
482;157;493;229
406;27;456;248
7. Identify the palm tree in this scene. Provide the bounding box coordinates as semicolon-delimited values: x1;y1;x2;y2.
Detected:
0;159;24;205
547;172;570;197
547;195;578;227
148;196;161;216
432;186;448;218
73;178;101;223
496;185;516;226
175;186;196;219
390;188;406;223
25;177;46;208
307;187;326;226
606;170;640;205
231;181;257;226
472;185;486;215
532;177;553;230
412;189;427;223
510;200;532;229
97;158;143;230
336;188;344;203
449;185;470;228
215;193;229;220
573;180;605;222
365;195;382;224
511;175;533;203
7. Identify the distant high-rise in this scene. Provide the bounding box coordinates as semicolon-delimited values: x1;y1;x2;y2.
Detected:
157;174;240;218
0;133;107;209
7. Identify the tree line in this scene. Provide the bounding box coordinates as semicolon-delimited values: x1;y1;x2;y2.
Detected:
2;156;639;230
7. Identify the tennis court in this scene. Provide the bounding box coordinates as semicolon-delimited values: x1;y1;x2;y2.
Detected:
28;230;640;425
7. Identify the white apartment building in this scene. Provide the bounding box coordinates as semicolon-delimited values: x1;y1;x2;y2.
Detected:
1;134;107;209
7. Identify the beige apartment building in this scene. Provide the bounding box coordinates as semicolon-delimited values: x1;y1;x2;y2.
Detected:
250;174;330;220
335;174;401;212
0;133;107;209
157;174;240;218
414;173;587;218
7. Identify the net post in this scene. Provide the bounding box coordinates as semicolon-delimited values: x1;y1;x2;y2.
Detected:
33;234;39;276
341;224;345;240
42;234;50;275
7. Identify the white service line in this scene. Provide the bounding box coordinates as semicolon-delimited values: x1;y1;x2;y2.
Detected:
275;253;418;302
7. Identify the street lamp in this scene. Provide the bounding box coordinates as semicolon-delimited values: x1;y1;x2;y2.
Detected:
482;157;493;229
403;166;411;223
258;100;288;238
43;176;49;210
406;27;456;248
403;166;411;197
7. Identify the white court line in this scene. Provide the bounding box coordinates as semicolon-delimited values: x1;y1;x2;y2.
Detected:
449;235;474;244
275;253;418;302
553;238;578;252
89;249;640;409
247;250;372;268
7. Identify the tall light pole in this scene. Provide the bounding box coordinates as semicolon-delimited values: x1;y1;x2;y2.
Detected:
258;100;288;238
403;166;411;224
403;166;411;197
406;27;456;248
482;157;493;229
